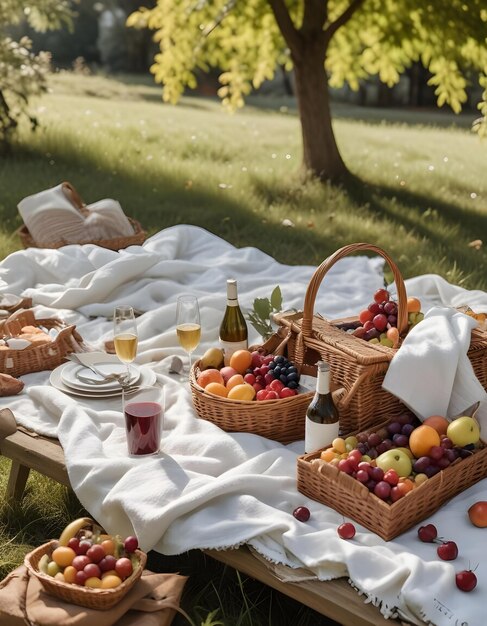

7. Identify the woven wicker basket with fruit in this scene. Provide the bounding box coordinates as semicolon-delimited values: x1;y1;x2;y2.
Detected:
297;408;487;541
189;341;314;444
24;517;146;610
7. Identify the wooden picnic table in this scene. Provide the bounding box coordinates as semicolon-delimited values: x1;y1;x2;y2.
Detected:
0;411;411;626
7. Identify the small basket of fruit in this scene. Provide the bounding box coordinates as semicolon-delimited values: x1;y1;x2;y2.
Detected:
189;342;314;444
297;409;487;541
272;242;487;434
24;517;146;610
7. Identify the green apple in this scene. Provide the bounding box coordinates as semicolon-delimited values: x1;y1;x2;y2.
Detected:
376;449;413;478
446;416;480;447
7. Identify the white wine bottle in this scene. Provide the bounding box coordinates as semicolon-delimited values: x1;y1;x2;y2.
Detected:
219;279;248;365
304;361;339;454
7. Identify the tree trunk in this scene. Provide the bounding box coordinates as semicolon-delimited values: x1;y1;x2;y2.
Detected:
293;50;348;182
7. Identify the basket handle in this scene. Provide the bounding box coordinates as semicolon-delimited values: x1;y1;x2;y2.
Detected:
301;243;408;337
61;181;87;213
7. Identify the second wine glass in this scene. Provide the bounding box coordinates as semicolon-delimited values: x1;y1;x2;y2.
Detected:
176;295;201;373
113;305;138;383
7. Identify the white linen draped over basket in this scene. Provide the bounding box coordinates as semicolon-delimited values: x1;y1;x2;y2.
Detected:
1;225;487;626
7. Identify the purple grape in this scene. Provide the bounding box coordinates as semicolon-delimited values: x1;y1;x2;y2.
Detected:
401;423;415;436
376;442;388;455
357;442;368;455
440;437;453;449
445;448;460;463
374;481;392;501
368;433;382;447
458;447;474;459
357;432;368;444
369;466;384;482
392;434;409;447
387;422;402;436
398;413;416;426
384;301;397;315
387;315;397;326
365;479;377;492
368;302;381;315
364;328;381;341
436;457;451;469
429;445;445;461
373;314;388;332
424;465;440;478
413;456;430;473
367;447;378;459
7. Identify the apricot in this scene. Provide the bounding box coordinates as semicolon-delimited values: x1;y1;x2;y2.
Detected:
229;350;253;374
407;296;421;313
85;577;102;588
468;501;487;527
52;546;76;568
226;374;245;391
63;565;77;584
196;368;224;389
100;574;123;589
423;415;450;436
205;382;228;397
227;383;256;401
408;425;441;458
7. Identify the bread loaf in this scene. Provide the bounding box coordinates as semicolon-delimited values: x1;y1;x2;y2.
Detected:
0;373;24;396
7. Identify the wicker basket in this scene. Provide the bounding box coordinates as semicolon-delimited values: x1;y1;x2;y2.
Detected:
273;242;487;435
297;418;487;541
17;217;146;251
190;332;314;443
24;540;146;610
0;309;83;378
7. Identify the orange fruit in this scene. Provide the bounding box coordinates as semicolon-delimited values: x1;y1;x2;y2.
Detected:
423;415;450;436
52;546;76;568
196;368;224;389
227;383;256;401
100;574;123;589
63;565;77;584
226;374;245;391
100;538;116;556
468;501;487;527
407;296;421;313
229;350;253;374
408;425;441;458
205;382;228;397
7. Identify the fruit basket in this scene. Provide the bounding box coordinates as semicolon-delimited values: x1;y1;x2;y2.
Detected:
190;334;315;444
297;416;487;541
272;242;487;434
0;309;84;378
24;518;146;610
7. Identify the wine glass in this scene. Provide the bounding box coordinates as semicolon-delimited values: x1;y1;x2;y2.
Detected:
113;305;138;384
176;295;201;374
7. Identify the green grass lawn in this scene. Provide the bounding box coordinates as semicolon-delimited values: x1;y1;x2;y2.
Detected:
0;71;486;625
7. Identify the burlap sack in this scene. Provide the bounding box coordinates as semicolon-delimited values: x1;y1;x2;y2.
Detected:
0;565;190;626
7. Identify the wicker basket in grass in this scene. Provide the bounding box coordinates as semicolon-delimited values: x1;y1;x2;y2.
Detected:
190;332;315;444
24;516;147;610
0;309;83;378
17;217;146;251
297;416;487;541
272;243;487;435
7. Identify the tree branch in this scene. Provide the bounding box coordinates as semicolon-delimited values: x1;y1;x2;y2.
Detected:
324;0;365;47
267;0;302;56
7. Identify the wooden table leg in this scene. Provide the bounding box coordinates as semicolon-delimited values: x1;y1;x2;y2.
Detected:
5;460;30;502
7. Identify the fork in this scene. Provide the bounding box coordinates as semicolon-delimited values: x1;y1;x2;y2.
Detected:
65;353;124;381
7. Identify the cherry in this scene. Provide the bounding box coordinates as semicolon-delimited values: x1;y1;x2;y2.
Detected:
293;506;310;522
437;540;458;561
417;524;438;543
337;522;356;539
124;535;139;553
456;569;477;592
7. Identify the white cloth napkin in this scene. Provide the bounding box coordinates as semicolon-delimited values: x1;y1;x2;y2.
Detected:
383;306;487;423
2;225;487;626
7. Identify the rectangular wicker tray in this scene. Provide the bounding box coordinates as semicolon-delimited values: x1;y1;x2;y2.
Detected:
297;419;487;541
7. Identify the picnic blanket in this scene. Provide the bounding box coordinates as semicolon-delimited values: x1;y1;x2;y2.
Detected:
1;224;487;626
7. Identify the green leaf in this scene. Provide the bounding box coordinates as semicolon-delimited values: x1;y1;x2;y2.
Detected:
270;285;282;311
253;297;271;320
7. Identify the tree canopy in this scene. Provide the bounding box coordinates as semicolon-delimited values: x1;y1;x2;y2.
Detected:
0;0;73;151
129;1;487;179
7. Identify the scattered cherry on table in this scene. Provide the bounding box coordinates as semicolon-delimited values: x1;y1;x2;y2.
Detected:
456;569;477;592
337;522;356;539
293;506;310;522
437;540;458;561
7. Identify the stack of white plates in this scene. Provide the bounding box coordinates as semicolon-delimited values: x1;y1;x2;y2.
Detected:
50;355;156;398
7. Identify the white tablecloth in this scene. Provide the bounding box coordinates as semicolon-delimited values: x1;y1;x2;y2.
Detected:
2;225;487;626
